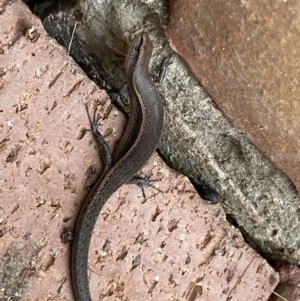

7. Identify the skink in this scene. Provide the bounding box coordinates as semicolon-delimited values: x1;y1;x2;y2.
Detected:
71;32;164;301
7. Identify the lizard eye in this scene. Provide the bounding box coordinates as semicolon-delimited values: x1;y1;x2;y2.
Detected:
134;35;144;54
134;45;141;53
